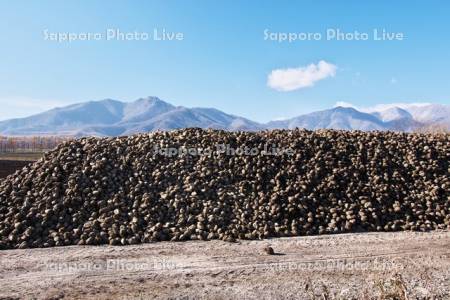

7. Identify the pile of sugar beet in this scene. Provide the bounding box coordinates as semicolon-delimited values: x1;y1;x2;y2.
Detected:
0;128;449;249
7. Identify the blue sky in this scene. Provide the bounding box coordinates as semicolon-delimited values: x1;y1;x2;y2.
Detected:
0;1;449;121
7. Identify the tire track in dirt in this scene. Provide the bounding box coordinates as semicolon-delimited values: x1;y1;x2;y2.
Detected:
1;231;449;299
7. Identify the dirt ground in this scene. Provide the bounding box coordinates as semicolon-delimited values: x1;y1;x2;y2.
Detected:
0;152;42;179
0;231;449;299
0;160;34;179
0;152;43;161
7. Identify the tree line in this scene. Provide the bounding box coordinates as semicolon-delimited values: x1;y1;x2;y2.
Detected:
0;136;71;153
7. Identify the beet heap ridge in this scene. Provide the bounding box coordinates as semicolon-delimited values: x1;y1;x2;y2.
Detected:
0;128;449;249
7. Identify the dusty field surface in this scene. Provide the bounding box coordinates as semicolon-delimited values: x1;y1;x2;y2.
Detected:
0;231;449;299
0;152;43;161
0;152;42;178
0;160;33;179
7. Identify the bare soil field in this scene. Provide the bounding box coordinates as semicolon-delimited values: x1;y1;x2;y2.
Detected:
0;230;449;299
0;152;43;161
0;152;41;179
0;160;33;179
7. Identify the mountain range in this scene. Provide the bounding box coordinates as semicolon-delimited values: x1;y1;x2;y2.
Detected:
0;97;448;136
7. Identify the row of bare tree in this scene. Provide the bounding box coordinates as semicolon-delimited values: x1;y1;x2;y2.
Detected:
0;136;71;153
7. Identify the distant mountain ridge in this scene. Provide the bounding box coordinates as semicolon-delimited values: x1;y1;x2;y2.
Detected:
267;107;387;131
0;97;263;136
0;97;448;136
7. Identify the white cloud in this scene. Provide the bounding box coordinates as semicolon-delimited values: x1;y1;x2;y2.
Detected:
272;116;289;121
363;102;431;113
334;101;357;108
390;77;398;84
332;101;432;113
267;60;337;92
